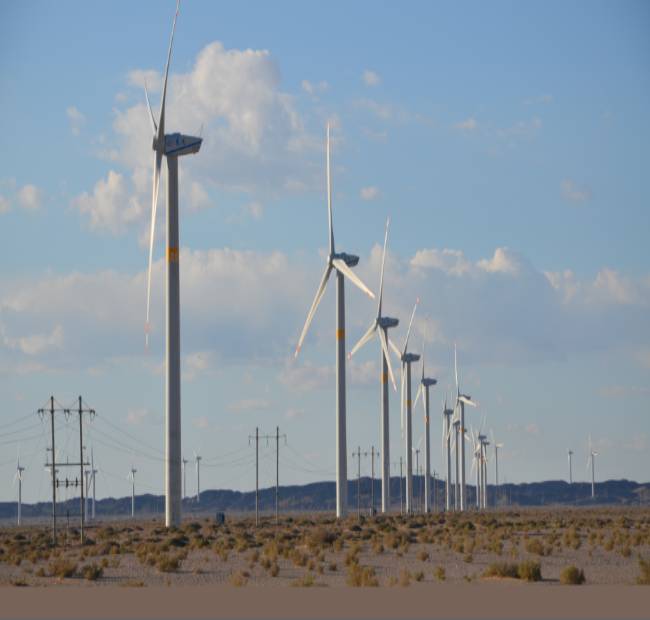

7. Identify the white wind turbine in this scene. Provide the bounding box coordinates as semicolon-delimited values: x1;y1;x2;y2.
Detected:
567;449;573;485
14;455;25;526
453;344;477;511
294;124;375;519
490;430;503;507
391;300;420;514
195;452;202;503
442;396;454;511
414;336;437;513
470;428;481;509
348;217;398;514
587;436;598;499
143;0;202;528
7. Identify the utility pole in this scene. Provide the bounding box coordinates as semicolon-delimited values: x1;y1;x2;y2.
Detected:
353;447;363;519
129;466;137;518
274;427;286;525
249;428;260;526
370;446;379;516
84;468;91;523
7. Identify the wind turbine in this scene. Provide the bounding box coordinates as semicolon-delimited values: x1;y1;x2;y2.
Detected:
414;336;437;513
470;428;481;509
442;397;454;511
129;466;137;519
480;434;490;509
490;431;503;507
348;217;398;514
454;344;477;511
453;418;460;510
195;453;202;503
587;437;598;499
14;456;25;526
90;448;97;520
182;457;188;500
143;0;202;528
567;449;573;485
294;124;375;518
391;300;420;514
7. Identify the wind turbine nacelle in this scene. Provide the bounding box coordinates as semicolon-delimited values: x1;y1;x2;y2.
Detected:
404;352;420;363
379;316;399;329
333;252;359;267
423;378;437;387
165;133;203;157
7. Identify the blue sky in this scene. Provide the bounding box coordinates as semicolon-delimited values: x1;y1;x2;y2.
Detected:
0;1;648;503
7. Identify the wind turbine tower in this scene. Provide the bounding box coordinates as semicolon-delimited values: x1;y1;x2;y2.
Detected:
567;449;573;484
587;438;598;499
295;124;375;519
182;457;188;500
195;454;202;503
15;458;25;526
442;400;454;511
349;217;398;514
453;418;460;510
454;344;477;511
392;301;420;514
143;0;203;528
414;338;437;513
90;449;97;520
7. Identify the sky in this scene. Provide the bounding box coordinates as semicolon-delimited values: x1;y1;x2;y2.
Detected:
0;0;648;504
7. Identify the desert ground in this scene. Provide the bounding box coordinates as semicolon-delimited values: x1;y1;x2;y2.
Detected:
0;507;648;618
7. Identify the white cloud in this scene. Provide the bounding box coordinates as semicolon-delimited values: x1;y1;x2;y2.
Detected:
72;170;144;234
192;416;210;429
184;350;217;381
242;201;264;220
1;324;63;356
360;186;380;201
66;106;86;136
301;79;328;96
591;268;638;305
228;398;270;413
355;98;393;120
362;70;381;87
524;94;553;105
127;69;162;92
0;195;10;214
17;184;41;211
561;179;591;204
454;117;478;131
477;247;522;275
126;407;154;426
411;248;472;276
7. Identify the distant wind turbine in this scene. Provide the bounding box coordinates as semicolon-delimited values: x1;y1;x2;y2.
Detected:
567;449;573;485
348;217;398;514
294;124;375;519
587;437;598;499
14;455;25;526
129;466;137;518
391;300;420;514
442;397;454;511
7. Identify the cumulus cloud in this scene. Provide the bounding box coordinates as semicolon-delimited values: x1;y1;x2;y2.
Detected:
360;186;380;201
301;79;328;96
362;70;381;87
1;324;63;356
228;398;270;413
17;184;42;211
561;179;591;204
74;40;320;234
66;106;86;136
454;117;478;131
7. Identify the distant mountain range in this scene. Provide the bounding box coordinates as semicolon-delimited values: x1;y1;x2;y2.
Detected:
1;478;648;521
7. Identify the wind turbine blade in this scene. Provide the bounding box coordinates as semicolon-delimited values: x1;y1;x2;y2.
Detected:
145;149;163;348
158;0;180;141
378;328;397;391
348;322;376;358
377;216;389;318
414;383;422;409
459;395;477;407
144;82;158;135
332;258;375;299
294;265;332;357
402;298;419;354
326;124;334;255
454;342;459;395
388;336;401;360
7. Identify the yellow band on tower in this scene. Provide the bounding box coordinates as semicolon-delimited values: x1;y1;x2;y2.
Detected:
406;399;412;407
336;329;345;340
167;247;179;262
380;372;388;383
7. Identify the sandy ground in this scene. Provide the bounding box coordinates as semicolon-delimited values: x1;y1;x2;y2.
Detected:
0;584;649;619
0;508;648;618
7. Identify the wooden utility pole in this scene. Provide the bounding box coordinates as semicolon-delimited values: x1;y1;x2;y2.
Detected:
352;447;363;519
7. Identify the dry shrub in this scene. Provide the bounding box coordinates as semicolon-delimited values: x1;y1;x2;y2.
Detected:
229;570;248;587
346;563;379;587
81;563;103;581
560;565;585;585
434;566;446;581
291;573;316;587
269;563;280;577
484;562;519;579
417;550;429;562
399;567;411;587
413;570;424;582
517;560;542;582
638;557;650;585
156;553;182;573
525;538;545;556
10;578;29;587
48;558;77;578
